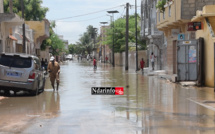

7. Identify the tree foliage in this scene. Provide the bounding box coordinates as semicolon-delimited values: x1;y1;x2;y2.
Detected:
41;21;66;56
104;14;146;53
49;33;65;56
3;0;49;21
75;25;97;54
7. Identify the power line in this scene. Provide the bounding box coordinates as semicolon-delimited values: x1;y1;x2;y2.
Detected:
55;5;125;21
57;15;107;23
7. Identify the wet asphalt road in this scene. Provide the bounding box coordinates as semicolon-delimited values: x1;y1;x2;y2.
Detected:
0;60;215;134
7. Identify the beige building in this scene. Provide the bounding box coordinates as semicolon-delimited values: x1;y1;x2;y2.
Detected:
192;5;215;87
25;20;50;58
0;0;24;53
156;0;215;86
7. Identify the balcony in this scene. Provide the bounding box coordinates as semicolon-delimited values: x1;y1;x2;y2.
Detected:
0;13;24;24
156;0;184;31
25;19;50;49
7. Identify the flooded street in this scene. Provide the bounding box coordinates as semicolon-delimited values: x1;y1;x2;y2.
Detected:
0;60;215;134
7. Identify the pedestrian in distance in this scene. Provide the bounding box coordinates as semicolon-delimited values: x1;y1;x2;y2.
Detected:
105;56;108;63
93;57;97;69
140;58;145;74
48;56;60;91
41;58;45;69
150;52;156;71
44;59;48;74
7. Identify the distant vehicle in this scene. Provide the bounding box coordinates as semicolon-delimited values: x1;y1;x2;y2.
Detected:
66;54;73;60
0;53;46;96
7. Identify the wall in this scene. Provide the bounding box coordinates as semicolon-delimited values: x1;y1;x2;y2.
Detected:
114;50;147;70
25;21;45;49
196;18;215;87
40;47;50;61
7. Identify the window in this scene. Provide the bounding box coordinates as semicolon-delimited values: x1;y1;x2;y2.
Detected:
0;55;32;68
163;11;165;19
34;59;40;70
169;6;171;17
159;13;160;22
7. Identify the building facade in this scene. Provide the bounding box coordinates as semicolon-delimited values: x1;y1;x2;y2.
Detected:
141;0;165;70
156;0;215;86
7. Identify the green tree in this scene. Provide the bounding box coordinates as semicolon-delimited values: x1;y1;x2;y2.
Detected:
104;14;146;53
49;33;65;56
41;21;66;56
68;44;76;54
41;21;56;50
76;25;98;54
4;0;48;21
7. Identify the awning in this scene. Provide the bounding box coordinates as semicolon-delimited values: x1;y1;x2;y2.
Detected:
9;35;18;41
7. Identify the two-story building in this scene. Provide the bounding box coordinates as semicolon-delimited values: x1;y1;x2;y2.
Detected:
156;0;215;86
192;4;215;87
25;20;50;58
141;0;165;70
0;0;24;53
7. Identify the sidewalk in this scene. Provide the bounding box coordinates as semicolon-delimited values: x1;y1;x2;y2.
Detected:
139;68;177;82
140;67;215;112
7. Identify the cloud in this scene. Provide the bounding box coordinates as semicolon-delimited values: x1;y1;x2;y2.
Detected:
54;22;85;44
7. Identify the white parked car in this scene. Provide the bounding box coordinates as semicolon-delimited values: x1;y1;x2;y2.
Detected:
66;54;73;60
0;53;46;96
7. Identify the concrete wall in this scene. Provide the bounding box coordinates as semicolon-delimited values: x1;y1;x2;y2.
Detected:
182;0;215;20
25;21;47;49
40;47;50;61
196;18;215;87
195;5;215;87
114;50;147;70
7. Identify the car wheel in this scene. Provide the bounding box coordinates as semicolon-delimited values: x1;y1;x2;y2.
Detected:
4;90;10;96
40;78;46;92
30;82;39;96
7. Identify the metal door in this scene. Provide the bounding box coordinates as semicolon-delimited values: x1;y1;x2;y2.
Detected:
177;40;198;81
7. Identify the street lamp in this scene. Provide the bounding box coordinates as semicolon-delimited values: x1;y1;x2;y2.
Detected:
135;0;138;71
107;10;118;67
100;22;108;63
21;0;26;53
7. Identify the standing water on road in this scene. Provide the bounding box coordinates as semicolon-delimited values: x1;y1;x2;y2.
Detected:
0;60;215;134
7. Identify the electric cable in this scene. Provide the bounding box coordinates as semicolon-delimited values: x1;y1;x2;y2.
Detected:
57;15;107;23
55;5;125;21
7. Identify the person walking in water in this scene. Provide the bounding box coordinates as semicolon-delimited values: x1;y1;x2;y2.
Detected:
93;57;97;69
140;58;145;74
105;56;108;63
150;52;156;70
48;56;60;91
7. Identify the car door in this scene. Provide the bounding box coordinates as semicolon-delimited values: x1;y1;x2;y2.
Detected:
34;58;43;89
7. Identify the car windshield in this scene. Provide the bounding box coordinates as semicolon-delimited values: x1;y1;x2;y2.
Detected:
0;55;32;68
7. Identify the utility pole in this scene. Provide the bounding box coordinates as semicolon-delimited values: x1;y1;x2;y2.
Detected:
9;0;13;13
125;3;129;71
21;0;26;53
107;10;119;67
135;0;138;71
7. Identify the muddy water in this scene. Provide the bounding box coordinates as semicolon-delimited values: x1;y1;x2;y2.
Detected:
0;60;215;134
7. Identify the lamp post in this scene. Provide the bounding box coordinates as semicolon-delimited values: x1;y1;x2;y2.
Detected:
135;0;138;71
21;0;26;53
100;22;108;63
107;10;119;67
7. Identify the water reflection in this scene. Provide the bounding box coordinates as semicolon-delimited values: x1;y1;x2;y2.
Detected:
0;89;61;132
1;60;215;133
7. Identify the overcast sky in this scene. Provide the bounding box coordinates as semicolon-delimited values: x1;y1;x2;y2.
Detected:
42;0;141;44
